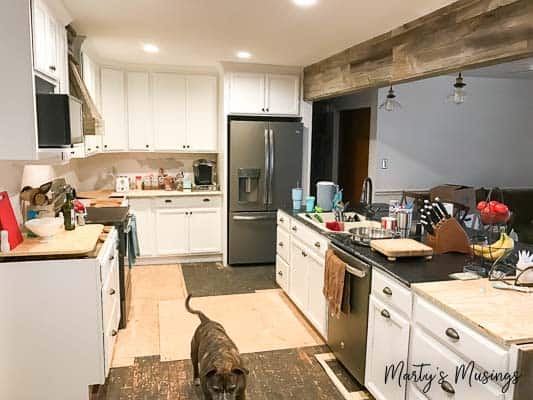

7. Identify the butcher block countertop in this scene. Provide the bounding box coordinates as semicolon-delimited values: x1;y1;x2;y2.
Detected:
77;190;125;207
0;224;105;259
412;279;533;347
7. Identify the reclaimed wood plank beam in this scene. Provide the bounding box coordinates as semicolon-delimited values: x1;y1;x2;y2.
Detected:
303;0;533;101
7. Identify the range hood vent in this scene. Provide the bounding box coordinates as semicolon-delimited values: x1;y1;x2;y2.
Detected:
67;25;104;136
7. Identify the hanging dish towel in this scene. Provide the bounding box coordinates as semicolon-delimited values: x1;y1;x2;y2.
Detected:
0;192;23;250
127;214;140;266
323;249;351;318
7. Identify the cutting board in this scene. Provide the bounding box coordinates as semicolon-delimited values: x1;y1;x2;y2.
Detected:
0;192;23;250
370;239;434;261
0;224;104;258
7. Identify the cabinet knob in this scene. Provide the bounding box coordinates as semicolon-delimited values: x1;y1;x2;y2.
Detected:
380;309;391;319
187;145;190;149
111;329;118;337
104;145;108;149
292;226;297;232
109;255;115;261
49;65;56;71
440;381;455;395
182;145;186;149
165;199;172;203
96;145;100;149
278;242;284;247
279;217;284;223
266;108;269;112
203;198;211;202
314;242;321;248
109;288;116;295
382;286;393;296
261;108;265;112
87;148;92;152
445;327;460;341
301;251;307;257
278;271;283;276
146;144;150;148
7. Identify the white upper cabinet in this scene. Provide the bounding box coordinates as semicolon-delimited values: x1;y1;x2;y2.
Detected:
127;72;153;151
229;72;300;116
152;73;187;151
229;73;266;114
187;75;218;152
32;1;49;76
266;74;300;115
101;68;128;151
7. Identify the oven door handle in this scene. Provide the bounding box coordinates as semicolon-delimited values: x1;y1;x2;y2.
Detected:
345;264;367;279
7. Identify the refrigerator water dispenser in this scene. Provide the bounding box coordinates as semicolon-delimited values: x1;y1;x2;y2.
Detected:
238;168;260;203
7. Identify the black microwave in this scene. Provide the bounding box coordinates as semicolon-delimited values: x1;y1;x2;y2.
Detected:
36;94;84;148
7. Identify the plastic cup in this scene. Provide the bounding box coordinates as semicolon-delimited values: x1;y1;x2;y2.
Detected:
306;196;316;212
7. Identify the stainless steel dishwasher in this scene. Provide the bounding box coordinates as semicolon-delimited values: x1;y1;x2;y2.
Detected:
327;243;372;385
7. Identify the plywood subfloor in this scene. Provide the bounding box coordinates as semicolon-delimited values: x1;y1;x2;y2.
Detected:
159;290;324;361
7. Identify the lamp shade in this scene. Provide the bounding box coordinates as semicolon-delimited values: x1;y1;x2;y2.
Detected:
20;165;55;189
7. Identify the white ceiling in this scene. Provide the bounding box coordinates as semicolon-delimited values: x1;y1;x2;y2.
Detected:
464;57;533;80
63;0;457;67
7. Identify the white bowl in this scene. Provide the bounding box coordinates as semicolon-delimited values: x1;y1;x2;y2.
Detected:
25;217;64;240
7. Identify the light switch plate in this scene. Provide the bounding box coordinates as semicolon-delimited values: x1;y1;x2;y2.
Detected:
380;158;389;169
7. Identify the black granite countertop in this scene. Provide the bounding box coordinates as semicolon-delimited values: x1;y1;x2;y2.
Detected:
279;207;469;287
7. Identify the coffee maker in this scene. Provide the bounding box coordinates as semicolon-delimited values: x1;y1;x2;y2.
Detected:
193;159;217;190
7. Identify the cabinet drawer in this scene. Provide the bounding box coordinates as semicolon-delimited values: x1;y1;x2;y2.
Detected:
102;258;119;331
372;268;412;317
289;219;327;258
154;195;221;209
409;326;505;400
99;230;118;282
277;210;291;231
414;296;508;375
277;228;290;263
276;255;289;292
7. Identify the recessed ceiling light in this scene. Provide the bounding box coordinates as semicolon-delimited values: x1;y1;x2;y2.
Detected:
293;0;317;7
237;51;252;59
142;43;159;54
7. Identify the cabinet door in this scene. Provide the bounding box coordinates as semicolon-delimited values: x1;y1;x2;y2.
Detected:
155;208;189;255
129;199;155;256
276;255;289;293
127;72;153;151
289;239;309;311
229;72;265;114
153;73;187;151
188;208;222;254
265;74;300;115
306;252;327;337
46;13;58;80
32;0;48;75
187;75;217;152
55;23;68;93
101;68;128;151
365;295;410;400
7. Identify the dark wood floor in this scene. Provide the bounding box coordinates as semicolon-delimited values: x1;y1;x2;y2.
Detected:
181;263;278;297
91;346;353;400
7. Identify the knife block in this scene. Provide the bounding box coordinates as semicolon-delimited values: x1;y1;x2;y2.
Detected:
426;218;472;255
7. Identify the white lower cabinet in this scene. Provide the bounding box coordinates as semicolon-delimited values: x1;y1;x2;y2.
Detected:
306;251;327;335
155;208;189;255
289;238;309;311
130;197;222;257
275;255;289;292
365;295;410;400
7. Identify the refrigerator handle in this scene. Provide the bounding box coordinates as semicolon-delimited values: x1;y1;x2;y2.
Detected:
264;128;270;205
268;129;274;205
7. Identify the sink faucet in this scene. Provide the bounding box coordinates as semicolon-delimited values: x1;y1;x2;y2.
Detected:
360;177;373;206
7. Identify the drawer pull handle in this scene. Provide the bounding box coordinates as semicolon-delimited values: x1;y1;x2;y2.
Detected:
279;217;284;223
382;286;393;296
445;327;460;341
109;288;116;295
314;242;321;248
203;198;211;202
292;226;297;232
440;380;455;394
380;309;391;319
165;199;172;203
278;271;283;276
279;242;284;247
111;329;118;337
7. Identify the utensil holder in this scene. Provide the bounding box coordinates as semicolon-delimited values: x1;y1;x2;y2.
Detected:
426;218;471;255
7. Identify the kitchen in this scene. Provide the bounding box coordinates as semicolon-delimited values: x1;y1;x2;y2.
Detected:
1;0;533;399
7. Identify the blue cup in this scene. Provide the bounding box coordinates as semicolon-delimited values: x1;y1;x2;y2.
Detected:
306;196;316;212
292;188;303;201
293;200;302;210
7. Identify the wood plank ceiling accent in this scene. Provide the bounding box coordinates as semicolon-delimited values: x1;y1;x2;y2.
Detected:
303;0;533;101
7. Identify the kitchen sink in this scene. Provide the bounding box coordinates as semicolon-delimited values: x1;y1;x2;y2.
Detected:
298;212;381;233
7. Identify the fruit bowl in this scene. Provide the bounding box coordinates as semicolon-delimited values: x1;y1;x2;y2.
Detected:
25;217;63;241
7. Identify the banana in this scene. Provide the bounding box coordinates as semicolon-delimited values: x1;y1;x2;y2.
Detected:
471;233;514;261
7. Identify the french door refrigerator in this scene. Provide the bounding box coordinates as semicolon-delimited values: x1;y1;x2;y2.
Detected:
228;119;303;265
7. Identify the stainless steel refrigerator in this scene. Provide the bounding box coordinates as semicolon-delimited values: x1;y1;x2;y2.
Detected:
228;120;303;265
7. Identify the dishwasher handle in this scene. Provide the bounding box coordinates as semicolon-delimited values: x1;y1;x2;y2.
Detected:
346;264;367;278
330;243;370;279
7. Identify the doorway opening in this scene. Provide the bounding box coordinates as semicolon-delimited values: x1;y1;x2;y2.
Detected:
337;108;371;205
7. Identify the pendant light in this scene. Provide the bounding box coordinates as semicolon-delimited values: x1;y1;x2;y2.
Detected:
379;86;402;112
448;73;467;104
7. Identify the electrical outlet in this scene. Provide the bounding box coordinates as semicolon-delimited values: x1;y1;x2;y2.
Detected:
380;158;390;170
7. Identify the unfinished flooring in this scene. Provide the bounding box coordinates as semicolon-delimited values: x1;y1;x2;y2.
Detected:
100;263;371;399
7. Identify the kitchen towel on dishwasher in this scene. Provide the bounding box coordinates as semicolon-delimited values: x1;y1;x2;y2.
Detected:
323;249;351;318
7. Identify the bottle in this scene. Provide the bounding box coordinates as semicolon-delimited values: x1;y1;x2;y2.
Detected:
0;230;10;253
62;190;75;231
